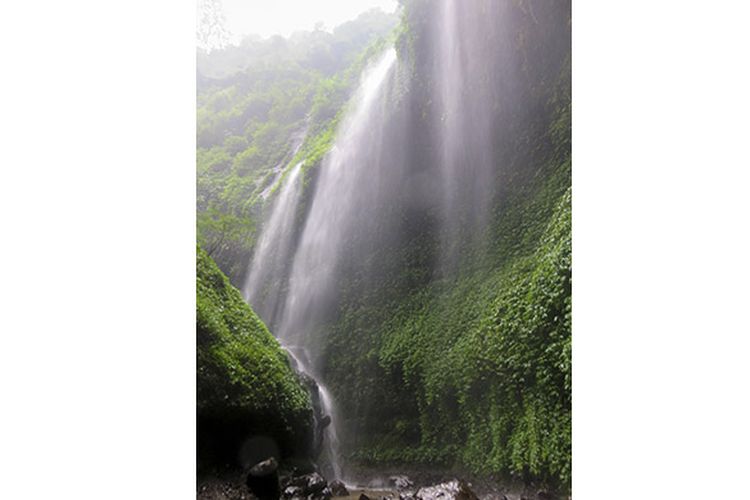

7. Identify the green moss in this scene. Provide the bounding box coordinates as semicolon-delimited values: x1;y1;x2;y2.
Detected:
197;246;313;465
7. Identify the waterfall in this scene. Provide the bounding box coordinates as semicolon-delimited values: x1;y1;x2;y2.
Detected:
242;162;304;328
284;345;343;481
278;48;398;348
431;0;498;272
242;0;518;482
243;48;399;482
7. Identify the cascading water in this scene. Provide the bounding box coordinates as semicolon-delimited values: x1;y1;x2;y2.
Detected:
278;48;398;349
243;49;399;482
243;162;303;327
284;345;343;481
431;0;500;272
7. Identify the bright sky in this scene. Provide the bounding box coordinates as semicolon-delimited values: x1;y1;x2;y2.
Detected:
221;0;399;40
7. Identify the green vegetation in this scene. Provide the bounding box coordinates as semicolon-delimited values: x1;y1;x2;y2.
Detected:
324;126;571;487
197;10;398;284
197;246;313;466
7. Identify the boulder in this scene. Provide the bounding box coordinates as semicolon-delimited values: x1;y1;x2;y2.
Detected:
282;485;304;499
329;479;350;497
286;472;328;496
246;457;281;500
285;457;319;477
318;486;333;500
319;415;332;430
415;480;478;500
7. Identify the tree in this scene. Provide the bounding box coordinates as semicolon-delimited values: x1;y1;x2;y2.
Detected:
197;0;231;52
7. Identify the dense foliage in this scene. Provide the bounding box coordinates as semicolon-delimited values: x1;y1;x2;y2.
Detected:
197;10;398;284
196;246;313;467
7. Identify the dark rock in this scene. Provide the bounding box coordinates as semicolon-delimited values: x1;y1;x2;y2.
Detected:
287;472;327;496
359;494;372;500
329;479;349;497
250;457;279;476
285;458;318;478
537;492;554;500
415;480;478;500
318;415;332;430
246;457;281;500
282;485;304;498
316;486;333;500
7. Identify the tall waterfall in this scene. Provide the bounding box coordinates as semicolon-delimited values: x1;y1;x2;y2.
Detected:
278;48;398;348
242;0;525;482
431;0;502;271
243;48;399;482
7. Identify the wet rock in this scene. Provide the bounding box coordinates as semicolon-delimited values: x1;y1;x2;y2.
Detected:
329;479;349;497
318;415;332;430
250;458;279;476
318;486;333;500
415;480;478;500
246;457;280;500
392;475;416;500
389;476;414;491
286;472;327;496
282;485;304;498
284;457;318;478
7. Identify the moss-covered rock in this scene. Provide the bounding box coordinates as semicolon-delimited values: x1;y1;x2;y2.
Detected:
197;246;313;469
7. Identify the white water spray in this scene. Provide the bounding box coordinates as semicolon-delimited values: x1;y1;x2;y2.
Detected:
244;48;398;482
278;48;397;347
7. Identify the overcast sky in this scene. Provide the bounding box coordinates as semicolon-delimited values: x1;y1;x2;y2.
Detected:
221;0;399;41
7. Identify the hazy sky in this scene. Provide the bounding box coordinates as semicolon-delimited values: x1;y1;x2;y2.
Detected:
221;0;399;40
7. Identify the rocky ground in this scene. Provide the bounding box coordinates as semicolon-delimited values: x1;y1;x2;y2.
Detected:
197;462;567;500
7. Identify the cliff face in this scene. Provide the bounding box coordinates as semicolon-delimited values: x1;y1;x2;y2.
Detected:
197;0;572;489
197;246;313;470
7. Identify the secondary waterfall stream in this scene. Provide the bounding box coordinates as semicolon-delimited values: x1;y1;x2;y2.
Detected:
243;48;398;482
